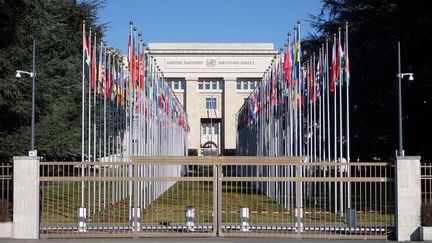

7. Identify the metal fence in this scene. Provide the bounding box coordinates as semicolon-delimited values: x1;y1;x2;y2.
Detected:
0;162;13;222
39;157;394;239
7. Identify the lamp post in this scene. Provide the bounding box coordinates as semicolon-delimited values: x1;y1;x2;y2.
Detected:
396;41;414;157
16;40;37;156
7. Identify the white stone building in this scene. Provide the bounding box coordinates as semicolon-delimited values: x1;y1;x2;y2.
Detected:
148;43;275;155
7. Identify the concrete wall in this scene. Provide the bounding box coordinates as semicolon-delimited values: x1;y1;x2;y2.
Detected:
396;156;421;241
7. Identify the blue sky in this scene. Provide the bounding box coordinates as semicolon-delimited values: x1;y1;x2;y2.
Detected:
98;0;323;54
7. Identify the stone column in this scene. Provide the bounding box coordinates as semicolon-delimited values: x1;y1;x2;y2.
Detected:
222;77;237;154
396;156;421;241
12;156;40;239
185;77;200;155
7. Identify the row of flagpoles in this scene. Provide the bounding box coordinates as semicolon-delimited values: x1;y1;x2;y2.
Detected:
236;21;350;214
80;21;189;216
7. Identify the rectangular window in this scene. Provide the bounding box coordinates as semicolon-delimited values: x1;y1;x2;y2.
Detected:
243;80;248;89
174;81;179;90
181;80;185;90
212;80;217;90
202;124;206;135
205;81;210;90
205;98;216;109
219;80;224;90
168;81;172;88
198;82;203;90
250;81;255;90
236;81;241;90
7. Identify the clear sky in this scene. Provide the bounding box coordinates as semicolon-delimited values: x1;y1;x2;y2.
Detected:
98;0;323;54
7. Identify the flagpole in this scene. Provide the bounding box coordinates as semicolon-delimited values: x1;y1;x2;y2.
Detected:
92;33;97;214
87;27;92;215
326;40;330;163
333;33;338;214
345;21;351;208
81;21;86;208
298;21;303;158
338;27;344;217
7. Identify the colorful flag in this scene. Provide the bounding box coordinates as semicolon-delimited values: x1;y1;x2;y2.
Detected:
283;45;292;87
330;39;336;92
344;35;350;86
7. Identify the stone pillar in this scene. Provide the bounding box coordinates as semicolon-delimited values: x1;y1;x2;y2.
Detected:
223;77;237;154
396;156;421;241
185;77;200;155
12;156;40;239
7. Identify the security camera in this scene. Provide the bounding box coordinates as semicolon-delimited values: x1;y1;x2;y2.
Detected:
15;71;21;80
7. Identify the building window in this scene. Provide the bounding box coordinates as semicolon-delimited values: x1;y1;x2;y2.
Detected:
205;81;210;90
250;81;255;90
206;97;216;109
212;80;217;90
198;82;203;90
202;124;206;135
236;81;241;90
174;81;179;90
181;80;186;90
243;80;248;89
219;80;224;90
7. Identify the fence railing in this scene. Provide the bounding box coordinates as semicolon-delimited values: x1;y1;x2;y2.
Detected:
39;157;394;239
0;162;13;222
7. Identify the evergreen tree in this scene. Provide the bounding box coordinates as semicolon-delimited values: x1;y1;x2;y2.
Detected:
0;0;104;161
307;0;432;161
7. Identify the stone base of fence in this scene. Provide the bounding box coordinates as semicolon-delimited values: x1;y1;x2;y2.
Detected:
396;156;421;241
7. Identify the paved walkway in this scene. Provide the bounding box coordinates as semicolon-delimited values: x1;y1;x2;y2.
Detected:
0;239;426;243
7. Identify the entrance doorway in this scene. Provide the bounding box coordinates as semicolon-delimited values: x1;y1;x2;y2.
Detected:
200;118;221;156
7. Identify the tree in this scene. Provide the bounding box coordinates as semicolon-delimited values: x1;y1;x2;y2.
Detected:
0;0;104;161
307;0;432;161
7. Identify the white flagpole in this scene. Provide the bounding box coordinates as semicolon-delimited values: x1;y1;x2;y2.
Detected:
333;33;338;214
81;21;86;208
338;28;344;216
326;40;331;163
92;33;97;215
345;21;351;208
87;27;92;215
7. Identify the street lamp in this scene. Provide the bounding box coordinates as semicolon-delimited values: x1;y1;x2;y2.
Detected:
15;40;37;156
396;41;414;157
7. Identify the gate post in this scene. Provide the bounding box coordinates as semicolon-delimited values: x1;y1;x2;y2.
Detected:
12;156;40;239
395;156;421;241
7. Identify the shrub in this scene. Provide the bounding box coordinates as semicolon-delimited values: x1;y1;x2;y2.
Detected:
0;199;12;222
422;203;432;226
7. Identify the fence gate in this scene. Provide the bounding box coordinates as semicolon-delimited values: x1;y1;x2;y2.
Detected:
39;157;394;239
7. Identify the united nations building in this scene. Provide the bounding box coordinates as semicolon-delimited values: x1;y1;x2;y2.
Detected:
148;43;275;156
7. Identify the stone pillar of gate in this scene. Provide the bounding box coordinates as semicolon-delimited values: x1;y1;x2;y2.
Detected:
395;156;421;241
12;156;40;239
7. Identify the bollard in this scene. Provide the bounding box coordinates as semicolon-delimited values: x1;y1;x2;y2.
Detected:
294;207;303;232
346;208;356;230
240;207;250;231
186;206;195;231
129;207;141;231
78;207;87;232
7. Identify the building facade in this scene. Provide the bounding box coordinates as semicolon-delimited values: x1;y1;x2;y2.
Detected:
148;43;275;155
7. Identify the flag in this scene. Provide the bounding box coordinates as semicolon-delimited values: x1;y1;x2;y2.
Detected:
344;35;350;86
330;39;336;92
91;35;96;91
83;27;91;83
283;45;292;87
